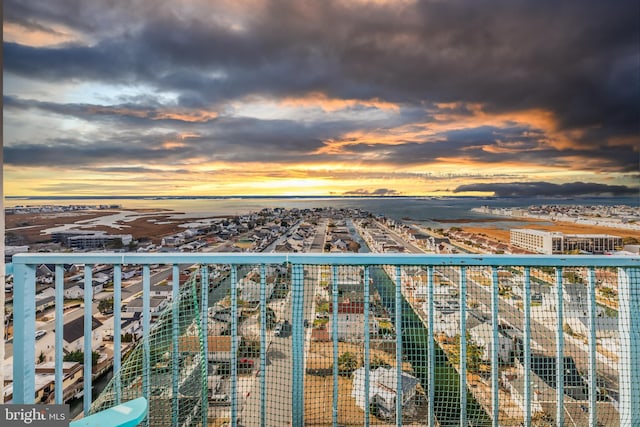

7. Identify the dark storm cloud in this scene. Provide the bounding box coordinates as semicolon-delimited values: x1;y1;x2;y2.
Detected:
3;115;343;167
338;125;639;172
3;0;638;173
4;139;187;167
454;182;639;197
3;95;219;126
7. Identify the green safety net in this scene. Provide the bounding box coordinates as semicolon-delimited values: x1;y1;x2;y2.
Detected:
90;272;206;427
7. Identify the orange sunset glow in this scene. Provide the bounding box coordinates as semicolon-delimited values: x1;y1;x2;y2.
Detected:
3;0;638;198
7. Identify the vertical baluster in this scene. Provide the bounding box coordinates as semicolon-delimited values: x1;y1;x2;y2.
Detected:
491;267;499;427
231;265;238;427
523;267;531;427
201;266;209;427
395;265;402;427
83;265;93;416
259;264;267;427
555;268;564;427
113;264;122;405
427;266;435;427
142;264;150;425
364;266;371;427
171;265;179;427
618;267;640;425
292;264;304;427
332;265;339;426
459;267;467;427
12;262;36;403
587;267;597;427
55;265;64;404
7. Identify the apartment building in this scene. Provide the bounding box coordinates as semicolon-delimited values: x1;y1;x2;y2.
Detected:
510;229;622;254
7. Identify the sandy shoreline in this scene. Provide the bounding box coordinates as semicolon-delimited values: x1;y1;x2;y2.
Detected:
460;219;640;245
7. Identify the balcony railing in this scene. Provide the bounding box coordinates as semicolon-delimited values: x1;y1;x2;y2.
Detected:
7;253;639;426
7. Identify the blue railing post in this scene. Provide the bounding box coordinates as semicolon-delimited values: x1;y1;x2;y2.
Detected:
523;267;531;427
395;265;403;427
332;265;339;426
200;265;209;427
490;267;499;427
113;264;122;405
618;267;640;426
83;265;94;416
12;262;36;403
142;264;151;425
555;268;565;427
427;266;435;427
231;265;238;427
54;265;65;404
587;267;597;427
291;263;305;426
459;267;467;427
171;264;180;427
259;264;267;427
363;265;371;427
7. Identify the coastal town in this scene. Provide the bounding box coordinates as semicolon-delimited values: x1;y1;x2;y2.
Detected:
3;203;639;425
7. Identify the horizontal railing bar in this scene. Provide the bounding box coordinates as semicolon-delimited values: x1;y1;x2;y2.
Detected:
12;252;639;267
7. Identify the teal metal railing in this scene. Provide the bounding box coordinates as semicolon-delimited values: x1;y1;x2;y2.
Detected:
9;253;640;426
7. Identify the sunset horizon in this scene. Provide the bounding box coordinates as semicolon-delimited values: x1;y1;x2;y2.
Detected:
4;0;638;198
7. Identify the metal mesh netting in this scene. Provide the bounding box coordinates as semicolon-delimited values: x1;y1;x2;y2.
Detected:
90;272;206;427
89;262;629;427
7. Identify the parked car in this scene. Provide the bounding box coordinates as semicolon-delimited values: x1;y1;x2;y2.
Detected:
209;394;230;406
274;320;291;337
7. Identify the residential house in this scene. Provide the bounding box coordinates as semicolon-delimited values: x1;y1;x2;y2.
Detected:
35;295;55;313
566;316;618;339
64;280;104;299
63;316;103;352
542;283;604;318
34;362;83;403
328;301;378;341
125;297;168;319
239;278;274;304
150;284;173;300
468;322;513;364
352;367;420;420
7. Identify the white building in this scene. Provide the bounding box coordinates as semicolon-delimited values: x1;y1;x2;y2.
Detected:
328;301;379;341
510;229;622;254
468;322;513;364
542;283;605;319
352;367;420;420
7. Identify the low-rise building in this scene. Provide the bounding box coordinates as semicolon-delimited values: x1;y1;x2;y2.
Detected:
352;367;420;420
510;229;622;254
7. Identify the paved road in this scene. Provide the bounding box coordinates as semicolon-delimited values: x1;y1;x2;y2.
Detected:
359;220;620;402
239;223;324;426
4;265;178;360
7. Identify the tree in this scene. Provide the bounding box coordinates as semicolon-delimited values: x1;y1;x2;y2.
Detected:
64;350;100;366
337;351;359;375
98;297;114;314
370;355;390;369
449;333;484;373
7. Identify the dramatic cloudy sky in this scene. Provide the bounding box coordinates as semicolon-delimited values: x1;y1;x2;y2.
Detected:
3;0;639;197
